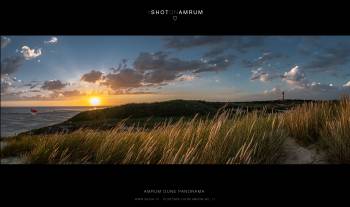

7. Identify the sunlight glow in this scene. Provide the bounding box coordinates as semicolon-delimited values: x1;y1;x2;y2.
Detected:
89;97;101;106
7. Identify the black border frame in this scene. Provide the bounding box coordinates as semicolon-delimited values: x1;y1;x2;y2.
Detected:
1;1;350;205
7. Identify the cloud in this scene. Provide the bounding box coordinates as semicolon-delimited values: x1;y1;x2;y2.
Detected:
23;83;40;89
1;46;42;75
1;75;12;94
295;84;349;100
0;74;24;95
202;46;227;58
259;62;350;100
262;65;350;99
262;83;350;100
80;51;234;93
133;51;202;73
102;69;144;90
45;90;82;99
1;91;25;99
231;36;266;53
80;70;104;83
164;36;265;53
297;36;323;55
164;36;266;60
304;45;350;71
251;68;275;82
110;59;128;73
343;81;350;87
133;51;234;83
164;36;223;49
41;80;67;91
176;74;196;81
1;56;25;75
1;80;78;100
242;52;285;68
134;51;216;83
143;69;181;84
193;54;234;73
61;90;81;97
1;36;11;48
111;88;157;95
20;46;42;60
282;66;307;88
44;37;58;44
264;87;282;94
22;81;42;89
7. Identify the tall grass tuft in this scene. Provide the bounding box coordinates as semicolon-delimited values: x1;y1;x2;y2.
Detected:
282;101;336;145
282;96;350;163
2;110;286;164
319;96;350;163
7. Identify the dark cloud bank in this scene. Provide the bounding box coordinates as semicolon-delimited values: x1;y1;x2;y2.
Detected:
81;50;235;92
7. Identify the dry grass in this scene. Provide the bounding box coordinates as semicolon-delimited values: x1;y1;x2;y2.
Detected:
1;111;286;164
2;97;349;164
282;96;350;163
282;101;335;144
319;97;350;163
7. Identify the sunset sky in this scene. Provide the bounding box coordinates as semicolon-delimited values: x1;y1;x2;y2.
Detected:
1;36;350;107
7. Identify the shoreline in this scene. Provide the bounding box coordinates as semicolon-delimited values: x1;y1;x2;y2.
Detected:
2;99;320;138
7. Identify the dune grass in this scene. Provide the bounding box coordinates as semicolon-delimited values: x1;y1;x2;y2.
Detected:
282;101;336;145
319;97;350;163
1;110;286;164
282;96;350;163
1;97;349;164
1;136;39;158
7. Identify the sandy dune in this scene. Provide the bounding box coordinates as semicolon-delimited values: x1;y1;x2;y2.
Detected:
282;137;328;164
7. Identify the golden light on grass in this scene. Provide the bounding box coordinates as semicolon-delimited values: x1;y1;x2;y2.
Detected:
2;97;349;164
89;96;101;106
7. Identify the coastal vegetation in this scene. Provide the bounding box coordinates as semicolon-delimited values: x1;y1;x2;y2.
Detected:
1;97;349;164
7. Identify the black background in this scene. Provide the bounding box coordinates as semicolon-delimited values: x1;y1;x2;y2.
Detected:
1;1;349;35
1;165;350;205
1;1;350;205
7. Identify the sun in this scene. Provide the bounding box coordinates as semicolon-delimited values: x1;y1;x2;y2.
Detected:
89;97;101;106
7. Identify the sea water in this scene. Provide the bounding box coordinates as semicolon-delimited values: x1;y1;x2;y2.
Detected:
0;106;104;138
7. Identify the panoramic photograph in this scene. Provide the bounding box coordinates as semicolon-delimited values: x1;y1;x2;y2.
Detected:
1;35;350;164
